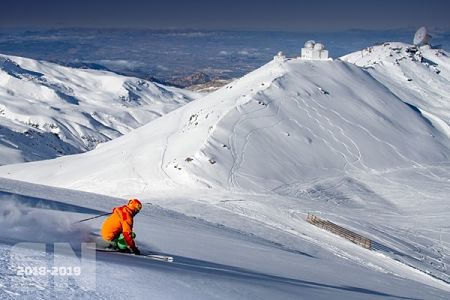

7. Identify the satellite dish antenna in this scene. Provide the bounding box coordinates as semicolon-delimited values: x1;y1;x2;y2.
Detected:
413;26;431;46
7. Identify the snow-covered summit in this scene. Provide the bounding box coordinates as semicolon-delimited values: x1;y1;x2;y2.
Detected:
341;42;450;138
341;42;449;76
0;54;198;165
1;57;449;196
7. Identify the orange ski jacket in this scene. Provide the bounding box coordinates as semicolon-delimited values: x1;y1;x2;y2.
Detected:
101;205;137;249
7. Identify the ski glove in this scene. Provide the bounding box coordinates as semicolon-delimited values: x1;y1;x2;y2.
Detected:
132;247;141;255
122;231;137;249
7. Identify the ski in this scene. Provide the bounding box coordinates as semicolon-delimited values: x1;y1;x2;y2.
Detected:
90;246;174;262
146;254;174;262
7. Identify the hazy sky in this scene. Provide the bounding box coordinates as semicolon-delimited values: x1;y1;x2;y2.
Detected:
1;0;449;31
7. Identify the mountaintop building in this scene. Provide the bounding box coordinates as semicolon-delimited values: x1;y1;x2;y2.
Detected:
301;40;329;60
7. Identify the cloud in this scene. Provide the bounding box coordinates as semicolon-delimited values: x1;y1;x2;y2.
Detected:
97;59;145;69
156;65;169;71
164;32;214;38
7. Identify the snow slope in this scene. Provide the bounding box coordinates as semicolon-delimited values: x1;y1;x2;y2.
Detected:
1;54;450;297
0;178;449;299
1;57;448;193
341;42;450;138
0;54;198;165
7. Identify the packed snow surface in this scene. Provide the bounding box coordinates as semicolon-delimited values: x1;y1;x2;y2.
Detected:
0;178;449;299
1;44;450;299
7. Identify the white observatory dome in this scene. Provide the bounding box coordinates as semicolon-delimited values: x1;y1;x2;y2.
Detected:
313;43;325;51
301;40;329;60
304;40;315;49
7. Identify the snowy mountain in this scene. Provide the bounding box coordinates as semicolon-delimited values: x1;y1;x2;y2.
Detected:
2;57;448;194
1;50;450;298
0;54;198;165
341;42;450;137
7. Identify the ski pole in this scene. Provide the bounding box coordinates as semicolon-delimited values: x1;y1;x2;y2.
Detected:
74;212;111;224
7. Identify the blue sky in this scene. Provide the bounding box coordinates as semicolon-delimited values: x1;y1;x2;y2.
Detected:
1;0;449;30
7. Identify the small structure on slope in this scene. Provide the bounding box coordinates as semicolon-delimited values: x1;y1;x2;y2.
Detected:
273;51;286;61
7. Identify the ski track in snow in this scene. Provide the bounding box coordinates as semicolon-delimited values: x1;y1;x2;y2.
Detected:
230;95;283;191
309;95;419;169
301;94;367;170
227;91;273;190
295;95;354;171
227;77;372;191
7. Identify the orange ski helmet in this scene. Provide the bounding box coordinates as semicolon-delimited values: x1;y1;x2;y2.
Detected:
127;198;142;213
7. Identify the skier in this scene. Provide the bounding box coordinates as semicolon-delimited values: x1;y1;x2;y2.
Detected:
100;198;142;255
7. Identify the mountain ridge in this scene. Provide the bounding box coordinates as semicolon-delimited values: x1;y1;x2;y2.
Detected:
1;54;448;196
0;53;198;165
341;42;450;138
